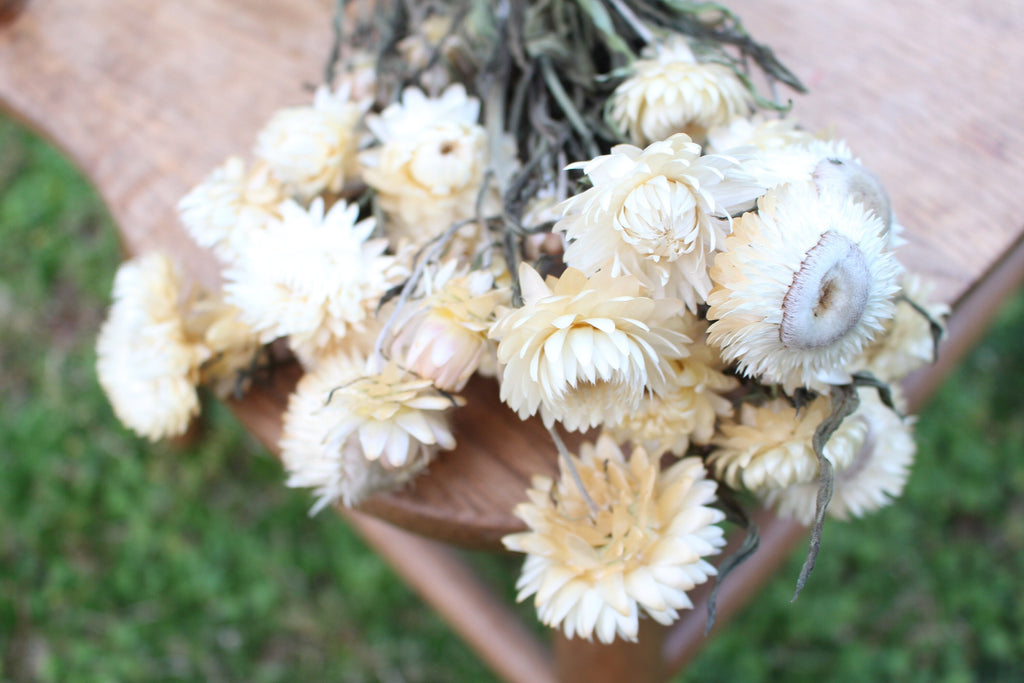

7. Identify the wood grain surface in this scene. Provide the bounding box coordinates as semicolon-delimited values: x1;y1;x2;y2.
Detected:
2;0;1022;549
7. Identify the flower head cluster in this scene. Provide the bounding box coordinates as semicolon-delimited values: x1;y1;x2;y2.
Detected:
96;2;941;646
503;433;725;643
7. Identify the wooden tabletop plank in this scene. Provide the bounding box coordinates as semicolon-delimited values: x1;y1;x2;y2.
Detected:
2;0;1023;548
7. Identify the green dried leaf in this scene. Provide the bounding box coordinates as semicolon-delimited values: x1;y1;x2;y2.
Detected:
898;292;947;365
706;487;760;634
792;383;860;601
575;0;637;61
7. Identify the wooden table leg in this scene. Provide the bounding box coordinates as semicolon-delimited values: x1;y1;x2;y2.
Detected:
341;509;557;683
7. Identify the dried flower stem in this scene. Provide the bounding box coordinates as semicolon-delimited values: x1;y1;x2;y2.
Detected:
792;383;860;601
546;424;600;517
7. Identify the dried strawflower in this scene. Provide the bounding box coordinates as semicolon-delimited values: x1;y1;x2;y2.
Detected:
503;433;725;643
610;37;753;145
320;359;463;469
708;395;865;492
177;157;285;263
255;84;369;200
224;197;404;364
761;389;916;524
707;181;902;392
96;253;207;441
281;353;439;512
489;264;689;431
389;259;510;392
359;84;504;244
556;133;761;312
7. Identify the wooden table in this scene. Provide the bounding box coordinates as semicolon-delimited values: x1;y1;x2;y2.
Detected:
3;1;1023;680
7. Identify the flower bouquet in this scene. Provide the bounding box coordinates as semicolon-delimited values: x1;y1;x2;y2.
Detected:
96;0;948;645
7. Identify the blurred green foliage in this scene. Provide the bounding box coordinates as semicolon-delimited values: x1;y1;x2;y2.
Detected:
1;114;1022;681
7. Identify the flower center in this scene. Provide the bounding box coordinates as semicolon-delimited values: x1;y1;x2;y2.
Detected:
780;231;871;350
616;176;699;260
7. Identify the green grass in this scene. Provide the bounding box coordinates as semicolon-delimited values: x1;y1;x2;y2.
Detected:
1;113;1022;682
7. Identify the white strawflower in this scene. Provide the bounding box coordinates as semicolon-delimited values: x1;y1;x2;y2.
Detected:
761;389;916;524
489;264;690;432
389;260;510;392
223;197;404;363
609;37;753;146
503;434;726;643
177;157;285;262
281;354;440;512
96;253;207;441
706;181;902;393
609;315;737;455
255;84;369;200
850;273;949;382
707;395;865;492
556;133;762;312
320;358;463;469
359;84;502;244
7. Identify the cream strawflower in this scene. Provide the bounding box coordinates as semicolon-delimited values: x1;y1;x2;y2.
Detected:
96;253;208;441
177;157;285;263
707;181;902;393
761;389;916;524
850;273;948;382
556;133;762;312
609;37;753;146
503;433;726;643
389;259;510;392
609;315;737;455
708;395;865;492
224;197;404;364
489;264;690;432
359;84;503;244
254;84;369;200
281;353;439;512
319;358;463;469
